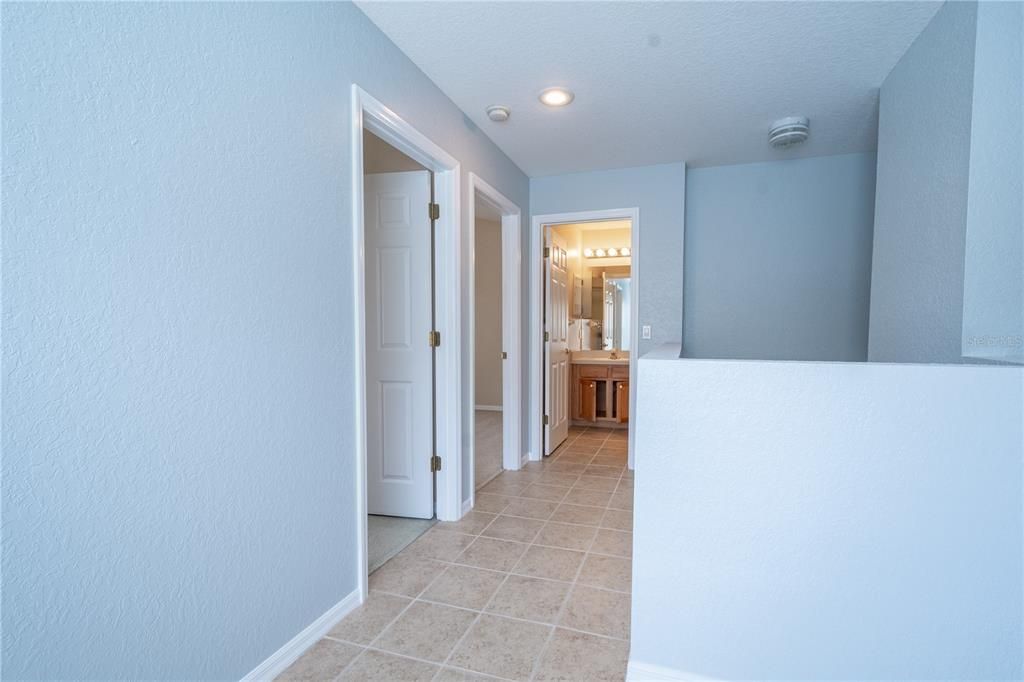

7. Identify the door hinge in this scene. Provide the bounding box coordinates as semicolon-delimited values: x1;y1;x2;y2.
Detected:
428;330;441;347
543;415;550;425
501;351;508;360
428;203;440;220
544;331;550;342
430;455;442;472
544;246;551;258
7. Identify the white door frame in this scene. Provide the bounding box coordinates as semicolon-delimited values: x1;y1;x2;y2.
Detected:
468;173;523;507
351;85;463;601
529;208;640;467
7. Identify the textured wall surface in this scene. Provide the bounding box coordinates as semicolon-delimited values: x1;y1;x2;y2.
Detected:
632;346;1024;680
1;3;527;679
961;1;1024;364
684;153;876;361
530;163;686;356
868;1;978;363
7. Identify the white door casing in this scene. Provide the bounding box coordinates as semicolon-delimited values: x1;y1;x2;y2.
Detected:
364;171;434;519
544;229;570;454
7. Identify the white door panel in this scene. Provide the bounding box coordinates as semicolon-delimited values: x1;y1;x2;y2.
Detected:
544;229;570;454
365;171;434;519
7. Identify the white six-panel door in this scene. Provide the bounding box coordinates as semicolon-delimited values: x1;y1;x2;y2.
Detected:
364;171;434;518
544;229;570;454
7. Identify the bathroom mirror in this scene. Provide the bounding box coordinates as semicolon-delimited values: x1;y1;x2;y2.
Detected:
594;272;630;351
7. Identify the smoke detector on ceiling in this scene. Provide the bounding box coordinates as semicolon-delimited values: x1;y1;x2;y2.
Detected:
768;116;810;148
486;105;511;123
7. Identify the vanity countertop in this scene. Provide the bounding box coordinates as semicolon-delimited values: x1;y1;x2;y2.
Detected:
570;354;629;366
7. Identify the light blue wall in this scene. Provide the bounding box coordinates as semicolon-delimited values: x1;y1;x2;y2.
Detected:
868;1;978;363
962;1;1024;364
1;3;527;679
683;153;876;361
530;163;686;356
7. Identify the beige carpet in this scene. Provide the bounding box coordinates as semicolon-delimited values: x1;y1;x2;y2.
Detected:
367;515;435;574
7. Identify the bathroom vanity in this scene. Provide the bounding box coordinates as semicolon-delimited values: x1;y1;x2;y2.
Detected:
570;353;629;427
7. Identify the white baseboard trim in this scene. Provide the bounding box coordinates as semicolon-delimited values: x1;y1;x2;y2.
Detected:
627;660;721;681
462;497;473;515
475;404;503;412
242;589;362;681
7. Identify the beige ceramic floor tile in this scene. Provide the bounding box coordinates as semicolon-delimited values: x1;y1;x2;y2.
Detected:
433;667;502;681
370;554;447;597
375;601;477;662
589;529;633;558
513;545;585;582
518;483;570;502
501;497;559;520
436;511;497;536
457;537;528;572
573;475;618;492
327;592;411;644
480;479;527;497
422;564;506;610
607;490;633;511
599;508;633;531
577;555;632;593
405;529;477;560
552;452;594;464
537;472;582;487
485;574;571;623
583;465;621;478
533;628;629;682
534;521;598;551
277;638;362;681
546;462;588;474
473;493;512;514
563;488;612;508
449;614;552;681
480;515;545;544
337;649;439;681
559;585;631;639
551;503;605;527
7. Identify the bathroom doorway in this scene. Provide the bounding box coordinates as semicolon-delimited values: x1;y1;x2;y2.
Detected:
531;209;640;467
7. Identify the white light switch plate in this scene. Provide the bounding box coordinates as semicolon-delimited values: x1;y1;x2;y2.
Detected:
642;325;652;340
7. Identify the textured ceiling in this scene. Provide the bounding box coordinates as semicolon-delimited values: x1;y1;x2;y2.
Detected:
356;1;941;176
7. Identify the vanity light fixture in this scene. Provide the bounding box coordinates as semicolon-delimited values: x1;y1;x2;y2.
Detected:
539;87;575;107
583;246;632;259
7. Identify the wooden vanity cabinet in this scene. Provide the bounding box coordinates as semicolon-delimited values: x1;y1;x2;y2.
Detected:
571;363;629;427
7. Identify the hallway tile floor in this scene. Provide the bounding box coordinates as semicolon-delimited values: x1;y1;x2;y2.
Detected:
279;426;632;682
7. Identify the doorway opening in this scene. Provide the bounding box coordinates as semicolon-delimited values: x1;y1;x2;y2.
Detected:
468;174;523;508
351;86;463;600
361;129;436;573
530;209;640;467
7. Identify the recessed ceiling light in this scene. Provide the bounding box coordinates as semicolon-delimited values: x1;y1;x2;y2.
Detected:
486;105;511;122
539;87;574;107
